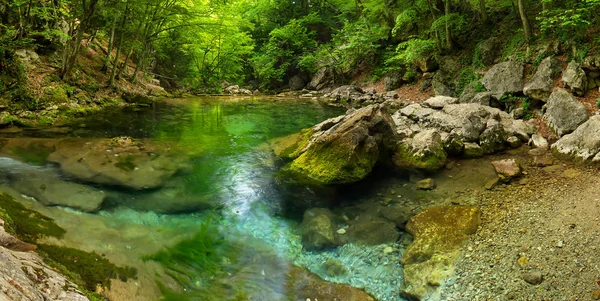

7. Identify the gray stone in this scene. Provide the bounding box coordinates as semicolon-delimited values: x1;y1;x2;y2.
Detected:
346;219;400;245
442;132;464;156
463;143;483;158
384;71;403;91
393;129;447;172
523;57;562;101
482;61;524;100
479;121;508;154
432;72;454;96
507;136;522;148
308;67;333;90
477;37;501;66
485;177;499;190
288;75;305;91
522;271;543;285
544;88;589;136
469;92;492;106
562;60;588;96
422;96;458;109
301;208;338;250
530;133;549;149
552;115;600;162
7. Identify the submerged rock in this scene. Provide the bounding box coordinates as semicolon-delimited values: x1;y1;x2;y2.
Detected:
301;208;339;250
288;105;395;184
345;218;400;245
491;159;521;182
401;206;481;300
416;178;436;190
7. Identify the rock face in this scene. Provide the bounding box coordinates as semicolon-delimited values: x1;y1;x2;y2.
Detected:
491;159;521;182
308;67;333;90
10;170;105;212
552;115;600;162
523;57;562;101
301;208;338;250
289;105;395;184
562;60;588;96
0;219;90;301
393;129;447;172
544;88;589;136
288;75;306;90
401;206;481;300
482;61;524;99
47;138;189;190
432;72;453;96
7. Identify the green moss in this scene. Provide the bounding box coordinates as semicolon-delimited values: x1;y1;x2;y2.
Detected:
115;155;136;171
0;193;66;242
36;244;137;291
393;143;446;172
42;87;69;105
10;143;55;166
270;128;313;159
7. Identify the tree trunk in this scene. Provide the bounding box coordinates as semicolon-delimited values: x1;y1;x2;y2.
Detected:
103;16;117;72
517;0;532;43
479;0;487;22
445;0;453;51
542;0;551;11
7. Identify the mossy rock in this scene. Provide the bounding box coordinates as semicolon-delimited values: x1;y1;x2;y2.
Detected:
0;193;66;242
42;86;69;105
393;130;447;172
269;128;313;159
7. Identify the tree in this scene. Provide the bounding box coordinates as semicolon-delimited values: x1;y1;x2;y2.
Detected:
517;0;532;43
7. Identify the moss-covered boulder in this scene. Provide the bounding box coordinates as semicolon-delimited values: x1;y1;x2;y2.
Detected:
288;105;396;184
269;128;314;159
392;129;447;172
401;205;481;300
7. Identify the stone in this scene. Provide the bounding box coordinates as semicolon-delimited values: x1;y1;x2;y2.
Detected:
380;204;413;228
463;142;483;158
562;168;581;179
385;91;399;100
432;73;454;97
593;290;600;300
552;116;600;162
289;75;306;91
442;133;464;156
479;121;508;154
346;219;400;245
507;136;522;148
384;71;403;91
401;206;481;300
383;246;394;254
289;105;396;184
477;37;501;66
523;56;562;101
327;85;364;102
544;88;589;136
530;133;549;149
482;61;524;100
562;60;588;96
122;92;153;105
491;159;521;182
469;92;492;106
269;129;314;159
416;178;436;190
47;138;190;190
416;56;438;72
288;266;374;301
392;129;447;172
532;154;554;167
522;271;543;285
485;178;499;190
422;96;458;109
10;170;105;212
301;208;338;250
308;67;333;90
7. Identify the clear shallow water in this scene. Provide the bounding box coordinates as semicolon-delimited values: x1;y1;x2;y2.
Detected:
0;97;407;300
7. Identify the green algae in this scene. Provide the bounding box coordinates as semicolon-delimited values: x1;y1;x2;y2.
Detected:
10;143;55;166
270;128;314;159
393;142;446;172
115;155;137;171
0;193;66;242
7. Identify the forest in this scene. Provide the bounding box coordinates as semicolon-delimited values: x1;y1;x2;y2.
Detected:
2;0;600;100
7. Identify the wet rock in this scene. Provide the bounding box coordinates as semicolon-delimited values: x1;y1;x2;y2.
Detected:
530;133;549;149
289;105;395;184
392;129;447;172
562;60;588;96
122;92;153;105
507;136;522;148
485;177;499;190
523;57;562;101
544;88;589;136
346;219;400;245
442;133;464;156
384;71;403;91
308;67;333;90
482;61;524;99
381;204;413;228
416;178;436;190
422;96;458;109
288;266;375;301
522;271;543;285
463;142;483;158
401;206;481;300
491;159;521;182
269;129;313;159
551;116;600;162
322;258;348;277
288;75;306;91
47;138;189;190
10;170;105;212
301;208;338;250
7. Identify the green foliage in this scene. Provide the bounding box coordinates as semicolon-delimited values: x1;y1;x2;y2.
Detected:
596;98;600;108
537;0;600;39
387;38;437;67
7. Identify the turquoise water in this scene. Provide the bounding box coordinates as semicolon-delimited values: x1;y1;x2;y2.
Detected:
0;97;406;300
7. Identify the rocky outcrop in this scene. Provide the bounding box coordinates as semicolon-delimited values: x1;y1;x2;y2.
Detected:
523;57;562;101
432;72;454;96
392;129;447;172
47;138;190;190
288;105;396;184
551;115;600;162
308;67;333;90
562;60;588;96
0;219;90;301
544;88;589;136
288;75;306;91
482;61;524;99
422;96;458;109
401;206;481;300
301;208;339;250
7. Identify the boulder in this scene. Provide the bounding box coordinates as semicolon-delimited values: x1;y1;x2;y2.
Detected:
416;178;436;190
392;129;447;172
482;61;524;99
530;133;549;149
469;92;492;106
346;219;400;245
288;75;305;91
380;204;413;228
301;208;338;250
442;133;464;156
463;142;483;158
523;56;562;101
401;206;481;300
416;56;438;72
544;88;589;136
562;60;588;96
47;138;190;190
289;105;395;184
491;159;521;182
327;85;364;102
477;37;501;66
422;96;458;109
479;121;508;154
269;129;314;159
384;71;403;91
432;72;453;96
308;67;333;90
10;170;105;212
122;92;153;105
551;115;600;162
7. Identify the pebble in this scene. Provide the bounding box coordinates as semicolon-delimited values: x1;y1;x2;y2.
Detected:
557;240;563;248
383;247;393;254
337;228;346;235
521;271;543;285
593;290;600;300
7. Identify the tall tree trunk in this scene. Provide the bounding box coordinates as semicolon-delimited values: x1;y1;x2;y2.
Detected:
103;16;117;72
445;0;453;51
517;0;532;43
542;0;551;11
479;0;487;22
117;47;133;79
60;0;99;79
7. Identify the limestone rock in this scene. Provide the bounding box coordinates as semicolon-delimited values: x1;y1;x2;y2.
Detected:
288;75;306;91
523;56;562;101
477;37;501;66
482;61;524;100
530;133;549;149
479;121;508;154
522;271;543;285
562;60;588;96
384;71;403;91
422;96;458;109
491;159;521;182
416;56;438;72
301;208;338;250
346;219;400;245
551;115;600;162
401;206;481;300
469;92;492;106
432;73;454;97
442;133;464;156
308;67;333;90
392;129;447;172
463;142;483;158
544;88;589;136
